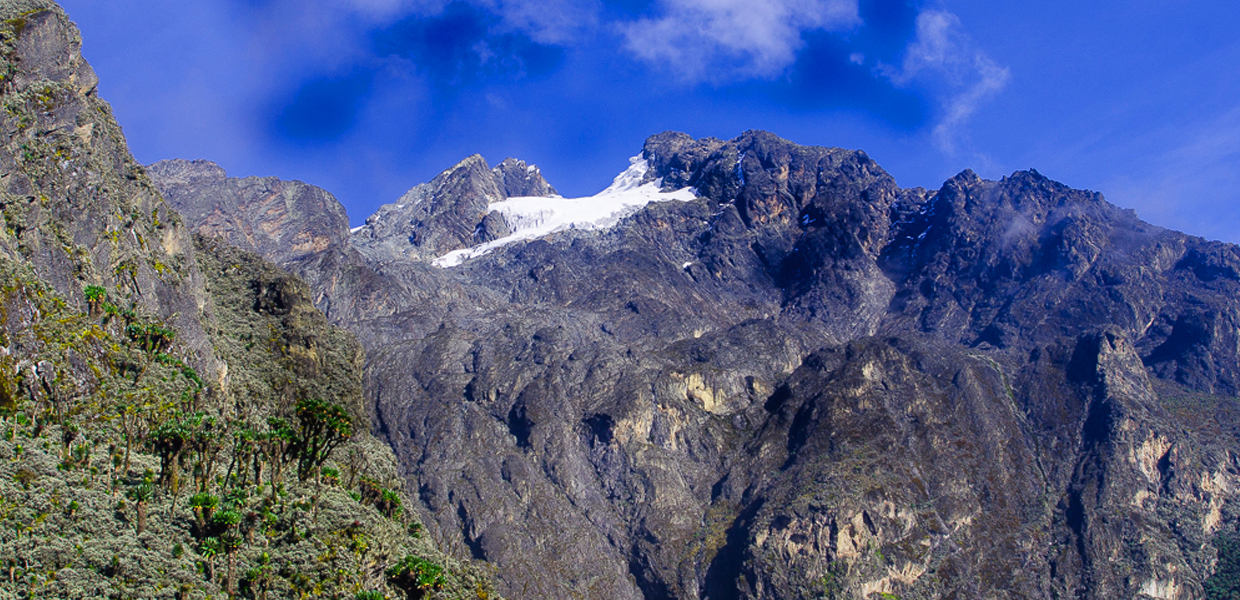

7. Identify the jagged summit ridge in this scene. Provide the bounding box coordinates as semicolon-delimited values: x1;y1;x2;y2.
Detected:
349;153;558;263
432;155;698;267
342;151;701;267
155;128;1240;600
493;157;557;198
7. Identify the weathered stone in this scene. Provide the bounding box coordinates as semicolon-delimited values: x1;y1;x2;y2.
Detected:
0;3;499;598
352;155;505;261
492;157;557;198
159;127;1240;600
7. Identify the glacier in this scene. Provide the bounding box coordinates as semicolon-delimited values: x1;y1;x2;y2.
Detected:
433;156;697;268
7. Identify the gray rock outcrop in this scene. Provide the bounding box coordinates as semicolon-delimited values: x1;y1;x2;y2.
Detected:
348;154;556;263
492;157;557;198
157;129;1240;600
0;3;498;598
0;0;216;377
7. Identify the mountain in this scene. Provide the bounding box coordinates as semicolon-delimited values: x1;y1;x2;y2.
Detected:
350;155;558;262
0;2;498;598
153;128;1240;600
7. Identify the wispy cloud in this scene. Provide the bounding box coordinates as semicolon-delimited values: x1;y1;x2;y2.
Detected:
331;0;598;43
619;0;861;81
483;0;600;44
1102;106;1240;243
882;9;1010;153
233;0;591;93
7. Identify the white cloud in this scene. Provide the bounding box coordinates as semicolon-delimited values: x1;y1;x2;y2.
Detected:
486;0;600;44
884;9;1010;153
620;0;861;81
331;0;597;44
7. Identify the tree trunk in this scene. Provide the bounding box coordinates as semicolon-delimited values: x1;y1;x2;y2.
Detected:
168;451;180;494
136;501;147;535
227;550;237;597
123;432;132;474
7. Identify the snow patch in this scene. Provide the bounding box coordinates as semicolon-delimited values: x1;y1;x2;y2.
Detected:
434;156;697;268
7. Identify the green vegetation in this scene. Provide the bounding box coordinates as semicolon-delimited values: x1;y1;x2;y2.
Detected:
0;7;496;596
293;397;353;481
814;564;843;599
0;249;497;599
387;554;446;598
1206;532;1240;599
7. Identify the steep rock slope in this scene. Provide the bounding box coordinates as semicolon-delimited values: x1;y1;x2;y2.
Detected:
158;129;1240;600
0;3;500;598
351;154;559;262
0;0;215;377
150;159;506;333
492;157;557;198
147;159;351;268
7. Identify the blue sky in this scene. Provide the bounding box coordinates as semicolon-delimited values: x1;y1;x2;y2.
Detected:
59;0;1240;243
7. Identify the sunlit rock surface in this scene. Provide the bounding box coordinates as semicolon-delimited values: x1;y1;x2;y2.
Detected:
157;129;1240;600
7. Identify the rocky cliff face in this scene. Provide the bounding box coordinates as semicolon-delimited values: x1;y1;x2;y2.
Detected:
350;154;558;263
492;157;557;198
0;3;498;598
157;127;1240;600
0;0;216;377
147;159;353;267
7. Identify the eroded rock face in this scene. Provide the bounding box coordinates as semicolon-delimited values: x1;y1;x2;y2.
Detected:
158;129;1240;600
0;1;216;377
347;154;557;263
148;159;352;265
0;5;498;598
492;157;557;198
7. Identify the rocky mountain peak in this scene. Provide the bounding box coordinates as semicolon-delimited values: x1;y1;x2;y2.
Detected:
641;130;727;191
146;158;226;186
154;124;1240;600
148;158;351;265
415;153;499;202
641;130;897;226
492;157;557;198
352;153;550;262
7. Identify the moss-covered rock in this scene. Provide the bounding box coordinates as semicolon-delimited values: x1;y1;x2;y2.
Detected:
0;241;497;598
0;1;500;597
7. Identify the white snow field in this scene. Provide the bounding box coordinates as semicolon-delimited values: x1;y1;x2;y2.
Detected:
433;156;697;267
